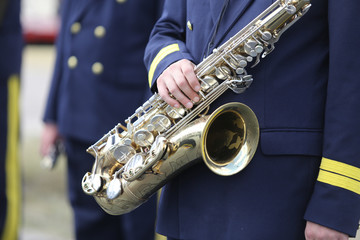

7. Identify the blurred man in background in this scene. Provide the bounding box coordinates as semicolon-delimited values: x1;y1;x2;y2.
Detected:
40;0;164;239
0;0;23;239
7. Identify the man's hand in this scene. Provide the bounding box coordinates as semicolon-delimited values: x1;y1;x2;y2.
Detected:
157;59;201;109
305;221;349;240
40;123;61;157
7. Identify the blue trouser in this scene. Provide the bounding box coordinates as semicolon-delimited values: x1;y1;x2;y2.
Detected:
64;137;157;240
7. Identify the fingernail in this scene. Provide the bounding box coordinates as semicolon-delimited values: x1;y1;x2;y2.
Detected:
174;103;180;108
194;86;201;92
185;102;193;109
193;96;200;102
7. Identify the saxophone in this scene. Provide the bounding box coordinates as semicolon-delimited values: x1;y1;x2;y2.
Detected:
82;0;311;215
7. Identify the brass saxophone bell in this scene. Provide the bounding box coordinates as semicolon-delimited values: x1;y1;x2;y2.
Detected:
201;102;259;176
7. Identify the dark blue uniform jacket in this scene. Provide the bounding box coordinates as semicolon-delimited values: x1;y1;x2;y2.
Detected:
145;0;360;238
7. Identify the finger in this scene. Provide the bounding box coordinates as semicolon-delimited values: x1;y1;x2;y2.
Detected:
180;60;201;93
167;74;193;108
157;77;180;108
172;70;198;108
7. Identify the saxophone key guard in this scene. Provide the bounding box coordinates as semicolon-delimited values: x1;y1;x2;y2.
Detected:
82;172;103;195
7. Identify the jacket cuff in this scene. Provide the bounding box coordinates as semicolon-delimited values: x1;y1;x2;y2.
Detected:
147;43;194;92
304;158;360;237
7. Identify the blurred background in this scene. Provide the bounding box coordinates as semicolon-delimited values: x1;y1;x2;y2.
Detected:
17;0;360;240
20;0;73;239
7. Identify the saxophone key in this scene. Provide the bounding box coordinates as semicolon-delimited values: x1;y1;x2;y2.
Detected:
133;129;154;147
236;68;245;75
165;105;185;119
215;65;231;80
113;145;136;164
233;54;248;68
244;39;258;57
124;138;132;146
107;170;123;200
225;53;241;69
106;178;122;200
284;1;297;14
124;154;145;175
258;30;272;41
255;44;264;53
150;114;171;133
246;56;254;62
103;133;121;152
200;75;219;92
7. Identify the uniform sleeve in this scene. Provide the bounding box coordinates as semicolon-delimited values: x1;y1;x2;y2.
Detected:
304;1;360;236
144;0;194;92
42;0;69;123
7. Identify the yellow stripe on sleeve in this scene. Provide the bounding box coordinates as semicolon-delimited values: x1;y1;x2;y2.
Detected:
318;169;360;195
320;157;360;182
148;43;180;88
1;75;21;240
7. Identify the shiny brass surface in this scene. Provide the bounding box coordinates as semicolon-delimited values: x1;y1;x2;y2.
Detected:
202;103;259;176
81;0;311;215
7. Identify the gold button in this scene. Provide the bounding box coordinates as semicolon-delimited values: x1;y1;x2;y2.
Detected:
68;56;78;69
116;0;126;3
71;22;81;34
94;26;106;38
92;62;104;75
187;21;193;31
